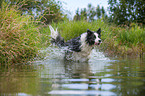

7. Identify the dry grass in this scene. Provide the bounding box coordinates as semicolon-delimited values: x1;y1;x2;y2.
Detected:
0;4;44;65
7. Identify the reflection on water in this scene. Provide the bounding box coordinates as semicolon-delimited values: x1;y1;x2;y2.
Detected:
0;48;145;96
0;64;42;95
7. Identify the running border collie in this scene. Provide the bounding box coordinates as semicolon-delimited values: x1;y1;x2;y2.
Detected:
49;25;101;62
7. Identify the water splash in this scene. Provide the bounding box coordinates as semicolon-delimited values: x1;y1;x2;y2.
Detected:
39;45;109;62
89;49;110;61
40;46;65;60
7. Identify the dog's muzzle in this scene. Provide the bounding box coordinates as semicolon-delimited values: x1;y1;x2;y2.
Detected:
95;40;102;45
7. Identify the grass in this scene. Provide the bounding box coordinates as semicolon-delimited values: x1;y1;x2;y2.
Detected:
102;23;145;57
51;19;107;41
0;3;49;65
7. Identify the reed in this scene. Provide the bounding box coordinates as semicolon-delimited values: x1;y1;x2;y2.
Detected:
0;4;44;65
102;23;145;57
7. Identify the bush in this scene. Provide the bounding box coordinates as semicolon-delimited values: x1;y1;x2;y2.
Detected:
101;23;145;57
0;4;43;64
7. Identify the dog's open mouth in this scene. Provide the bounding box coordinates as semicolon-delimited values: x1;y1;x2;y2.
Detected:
95;42;101;45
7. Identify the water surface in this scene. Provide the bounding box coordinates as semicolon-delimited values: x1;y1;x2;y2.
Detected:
0;47;145;96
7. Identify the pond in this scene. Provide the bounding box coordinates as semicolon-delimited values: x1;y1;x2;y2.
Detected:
0;47;145;96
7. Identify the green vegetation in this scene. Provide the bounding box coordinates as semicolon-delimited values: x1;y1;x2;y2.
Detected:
73;4;108;22
0;4;49;65
74;0;145;25
108;0;145;25
0;0;144;65
0;0;66;24
101;23;145;57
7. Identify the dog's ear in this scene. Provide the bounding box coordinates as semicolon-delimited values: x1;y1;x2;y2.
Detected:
87;29;93;35
96;28;101;35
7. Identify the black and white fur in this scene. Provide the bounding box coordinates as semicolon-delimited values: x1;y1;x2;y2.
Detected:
49;25;101;62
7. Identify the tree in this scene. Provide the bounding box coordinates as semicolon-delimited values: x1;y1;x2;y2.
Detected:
40;0;64;24
101;6;105;15
80;8;87;20
1;0;48;15
1;0;65;24
87;4;96;21
108;0;145;25
96;5;101;19
135;0;145;24
73;8;81;21
73;4;107;22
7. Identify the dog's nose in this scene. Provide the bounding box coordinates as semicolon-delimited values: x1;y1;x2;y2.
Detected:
98;40;101;43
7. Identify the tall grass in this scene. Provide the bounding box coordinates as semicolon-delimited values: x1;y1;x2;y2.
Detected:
0;3;47;65
102;23;145;57
51;19;108;41
50;20;144;57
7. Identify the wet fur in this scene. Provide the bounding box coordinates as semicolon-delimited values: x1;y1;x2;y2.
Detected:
49;25;101;62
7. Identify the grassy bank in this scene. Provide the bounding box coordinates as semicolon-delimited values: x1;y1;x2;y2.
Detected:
0;4;49;65
102;23;145;57
1;5;144;65
51;20;145;57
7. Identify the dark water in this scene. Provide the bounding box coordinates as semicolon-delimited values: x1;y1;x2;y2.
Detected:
0;48;145;96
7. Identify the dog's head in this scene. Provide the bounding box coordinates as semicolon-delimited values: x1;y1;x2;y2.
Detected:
86;28;101;46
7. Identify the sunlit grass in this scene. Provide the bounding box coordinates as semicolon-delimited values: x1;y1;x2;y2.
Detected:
0;3;48;65
52;19;106;41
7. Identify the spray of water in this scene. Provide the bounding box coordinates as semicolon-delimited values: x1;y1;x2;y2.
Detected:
39;45;109;62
